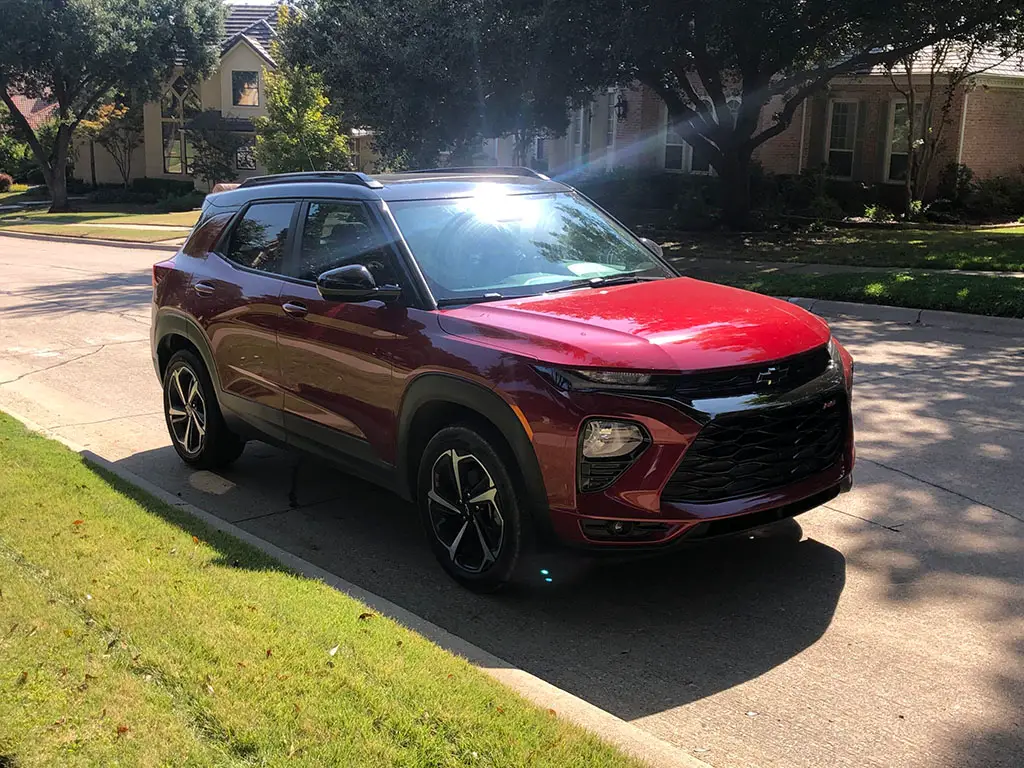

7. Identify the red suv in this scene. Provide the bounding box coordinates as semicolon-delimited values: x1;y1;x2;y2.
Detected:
152;168;854;590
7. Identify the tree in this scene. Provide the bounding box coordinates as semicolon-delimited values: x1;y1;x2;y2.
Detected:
0;0;223;211
80;103;144;189
885;41;1024;217
185;111;241;190
286;0;586;168
254;8;349;173
535;0;1024;227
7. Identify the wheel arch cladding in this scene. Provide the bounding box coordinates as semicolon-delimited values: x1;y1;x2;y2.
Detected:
154;312;220;392
398;374;550;525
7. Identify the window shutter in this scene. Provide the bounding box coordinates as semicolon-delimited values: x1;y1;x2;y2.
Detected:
852;100;868;181
806;95;828;169
877;102;892;183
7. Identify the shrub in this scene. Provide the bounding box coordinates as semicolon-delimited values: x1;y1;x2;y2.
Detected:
130;177;195;196
937;162;974;205
156;190;205;212
864;203;896;222
0;172;12;193
965;173;1024;220
86;186;157;204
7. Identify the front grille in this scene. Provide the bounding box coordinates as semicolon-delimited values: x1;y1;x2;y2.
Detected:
676;345;831;400
662;392;848;503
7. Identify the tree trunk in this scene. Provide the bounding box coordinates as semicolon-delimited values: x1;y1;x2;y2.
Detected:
718;147;753;230
46;127;75;212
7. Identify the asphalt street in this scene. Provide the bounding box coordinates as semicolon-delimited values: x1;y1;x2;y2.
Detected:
1;234;1021;768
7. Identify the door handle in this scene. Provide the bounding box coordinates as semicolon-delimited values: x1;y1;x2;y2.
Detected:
193;281;215;297
282;301;308;318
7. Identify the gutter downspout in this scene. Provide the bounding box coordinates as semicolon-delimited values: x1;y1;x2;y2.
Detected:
797;99;808;174
956;86;970;165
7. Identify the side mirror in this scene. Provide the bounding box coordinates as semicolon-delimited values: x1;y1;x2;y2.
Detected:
316;264;401;303
639;237;664;258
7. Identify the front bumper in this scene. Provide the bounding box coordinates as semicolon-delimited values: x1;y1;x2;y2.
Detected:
524;343;856;550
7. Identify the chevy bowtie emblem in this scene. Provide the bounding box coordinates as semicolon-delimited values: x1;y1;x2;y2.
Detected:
756;366;789;386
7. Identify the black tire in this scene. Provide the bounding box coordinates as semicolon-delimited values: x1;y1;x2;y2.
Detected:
417;425;527;592
162;349;245;469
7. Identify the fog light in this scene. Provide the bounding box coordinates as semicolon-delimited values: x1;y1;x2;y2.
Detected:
581;420;646;459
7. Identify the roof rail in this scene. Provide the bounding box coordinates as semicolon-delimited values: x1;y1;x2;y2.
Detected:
238;171;384;189
402;166;550;180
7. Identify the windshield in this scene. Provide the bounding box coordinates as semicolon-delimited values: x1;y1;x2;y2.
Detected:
388;189;674;303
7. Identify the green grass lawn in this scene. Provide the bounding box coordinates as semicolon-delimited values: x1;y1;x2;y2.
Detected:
709;270;1024;318
664;228;1024;272
0;223;187;242
0;413;637;767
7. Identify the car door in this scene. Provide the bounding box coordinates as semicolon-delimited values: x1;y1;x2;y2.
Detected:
187;199;298;441
276;199;406;464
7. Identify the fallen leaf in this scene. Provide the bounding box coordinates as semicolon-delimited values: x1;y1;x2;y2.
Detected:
116;724;129;737
547;708;556;716
72;520;84;526
328;645;339;656
396;640;403;647
358;612;374;620
206;684;214;695
192;536;199;544
447;673;454;679
496;706;505;714
236;661;247;669
266;649;272;658
293;703;300;713
17;671;28;685
277;673;290;681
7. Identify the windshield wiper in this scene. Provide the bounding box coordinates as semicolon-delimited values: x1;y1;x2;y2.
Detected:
543;273;659;294
435;292;505;307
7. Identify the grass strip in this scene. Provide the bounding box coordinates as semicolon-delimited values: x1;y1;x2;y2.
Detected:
665;228;1024;272
0;413;637;768
0;224;184;243
704;270;1024;318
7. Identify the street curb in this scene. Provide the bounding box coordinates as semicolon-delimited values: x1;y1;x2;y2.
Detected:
786;296;1024;337
0;229;180;252
2;407;709;768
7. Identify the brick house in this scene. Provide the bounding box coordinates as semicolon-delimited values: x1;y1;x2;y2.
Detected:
486;49;1024;199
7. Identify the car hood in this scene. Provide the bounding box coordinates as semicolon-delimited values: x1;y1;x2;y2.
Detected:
437;277;831;371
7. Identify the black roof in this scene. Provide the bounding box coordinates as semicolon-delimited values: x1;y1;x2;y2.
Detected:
208;168;567;207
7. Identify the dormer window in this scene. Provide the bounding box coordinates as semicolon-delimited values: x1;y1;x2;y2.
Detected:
232;71;260;107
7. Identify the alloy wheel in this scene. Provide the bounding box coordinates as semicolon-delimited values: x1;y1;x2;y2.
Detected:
167;365;207;457
427;449;504;573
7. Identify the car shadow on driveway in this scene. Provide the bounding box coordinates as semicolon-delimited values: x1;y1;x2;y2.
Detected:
112;443;845;723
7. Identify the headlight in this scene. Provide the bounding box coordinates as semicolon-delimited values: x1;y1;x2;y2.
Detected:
574;370;651;387
580;419;647;459
534;366;670;392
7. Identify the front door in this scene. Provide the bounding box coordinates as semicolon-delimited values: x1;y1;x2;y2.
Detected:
187;199;297;441
276;199;404;465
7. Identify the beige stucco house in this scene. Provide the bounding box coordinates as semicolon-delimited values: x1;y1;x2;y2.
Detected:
77;4;281;189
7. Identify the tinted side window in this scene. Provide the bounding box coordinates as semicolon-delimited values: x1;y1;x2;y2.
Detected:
225;202;295;274
292;201;397;285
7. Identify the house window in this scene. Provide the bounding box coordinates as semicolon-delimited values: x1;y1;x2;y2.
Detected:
606;91;617;147
665;111;712;173
570;109;583;153
232;71;260;107
235;137;256;170
887;101;926;183
160;76;201;175
826;100;858;178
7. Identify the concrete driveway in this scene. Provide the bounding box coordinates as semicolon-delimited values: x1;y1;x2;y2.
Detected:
1;234;1021;768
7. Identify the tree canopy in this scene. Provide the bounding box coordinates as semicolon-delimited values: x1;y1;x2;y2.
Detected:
0;0;223;210
254;8;349;174
285;0;591;168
